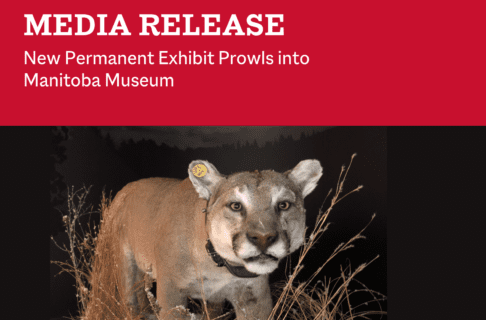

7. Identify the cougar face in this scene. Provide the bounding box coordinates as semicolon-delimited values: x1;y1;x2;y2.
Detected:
203;167;320;275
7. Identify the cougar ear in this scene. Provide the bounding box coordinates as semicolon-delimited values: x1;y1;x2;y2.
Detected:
188;160;225;200
287;160;323;198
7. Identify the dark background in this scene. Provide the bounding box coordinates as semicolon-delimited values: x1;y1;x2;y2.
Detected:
50;126;386;319
5;127;483;320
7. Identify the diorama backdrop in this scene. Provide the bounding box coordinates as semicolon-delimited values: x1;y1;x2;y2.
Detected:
50;126;387;319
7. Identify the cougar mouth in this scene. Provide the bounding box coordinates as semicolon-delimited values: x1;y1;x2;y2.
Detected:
244;253;279;263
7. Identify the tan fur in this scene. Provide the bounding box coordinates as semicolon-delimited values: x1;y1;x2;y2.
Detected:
111;160;322;320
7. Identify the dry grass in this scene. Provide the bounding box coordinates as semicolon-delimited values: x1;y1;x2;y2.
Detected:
51;154;386;320
52;186;155;320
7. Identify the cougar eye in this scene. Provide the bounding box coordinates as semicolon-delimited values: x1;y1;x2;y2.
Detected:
230;202;242;211
278;201;291;210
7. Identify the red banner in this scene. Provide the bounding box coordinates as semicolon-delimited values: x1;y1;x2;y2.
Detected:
2;0;485;125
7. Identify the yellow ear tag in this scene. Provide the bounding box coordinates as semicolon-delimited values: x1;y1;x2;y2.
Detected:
192;164;208;178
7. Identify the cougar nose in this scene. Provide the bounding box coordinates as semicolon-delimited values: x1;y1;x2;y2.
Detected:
246;231;278;252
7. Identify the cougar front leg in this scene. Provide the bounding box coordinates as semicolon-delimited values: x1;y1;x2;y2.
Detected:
228;277;273;320
155;276;193;320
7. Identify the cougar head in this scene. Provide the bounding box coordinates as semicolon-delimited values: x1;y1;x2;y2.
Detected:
189;160;323;275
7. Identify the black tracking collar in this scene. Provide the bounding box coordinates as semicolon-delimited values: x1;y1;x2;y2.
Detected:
205;239;260;278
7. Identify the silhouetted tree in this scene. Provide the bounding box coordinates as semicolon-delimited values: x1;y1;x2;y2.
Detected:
104;132;116;151
50;126;69;237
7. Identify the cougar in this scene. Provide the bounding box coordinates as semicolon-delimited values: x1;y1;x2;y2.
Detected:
110;159;323;319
